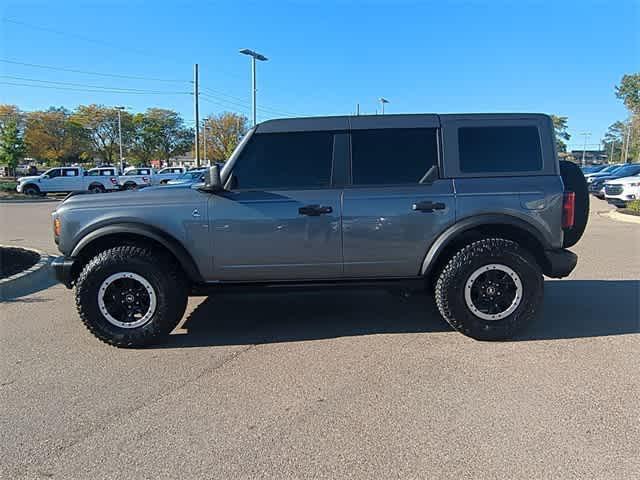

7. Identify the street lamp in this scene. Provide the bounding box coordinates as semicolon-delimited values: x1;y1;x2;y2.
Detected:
239;48;268;127
379;97;389;115
202;120;211;166
115;106;127;173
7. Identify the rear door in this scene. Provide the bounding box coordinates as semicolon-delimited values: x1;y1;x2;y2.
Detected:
342;117;455;278
208;129;346;281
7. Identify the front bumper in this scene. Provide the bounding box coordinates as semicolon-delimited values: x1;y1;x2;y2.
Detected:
51;256;75;289
543;249;578;278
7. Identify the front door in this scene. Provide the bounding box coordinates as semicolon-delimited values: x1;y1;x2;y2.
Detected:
208;129;344;281
342;125;456;277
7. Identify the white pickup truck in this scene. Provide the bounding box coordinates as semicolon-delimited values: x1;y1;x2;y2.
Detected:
17;167;120;196
119;166;186;190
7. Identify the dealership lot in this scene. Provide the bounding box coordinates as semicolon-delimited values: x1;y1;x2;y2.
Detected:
1;198;638;479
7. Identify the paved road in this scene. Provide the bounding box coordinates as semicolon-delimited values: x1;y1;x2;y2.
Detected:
1;198;639;479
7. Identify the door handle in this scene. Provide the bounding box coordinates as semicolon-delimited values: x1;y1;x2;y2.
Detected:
298;204;333;216
412;201;446;212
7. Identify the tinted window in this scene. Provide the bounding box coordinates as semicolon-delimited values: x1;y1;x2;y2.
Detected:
232;131;334;190
458;126;542;173
351;128;438;185
46;169;61;178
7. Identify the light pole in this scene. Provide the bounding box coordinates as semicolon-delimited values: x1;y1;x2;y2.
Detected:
239;49;268;126
202;121;211;166
580;132;591;167
115;106;126;173
379;97;389;114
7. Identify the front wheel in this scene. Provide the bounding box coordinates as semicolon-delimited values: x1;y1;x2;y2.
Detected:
435;238;543;340
22;184;40;196
75;246;188;347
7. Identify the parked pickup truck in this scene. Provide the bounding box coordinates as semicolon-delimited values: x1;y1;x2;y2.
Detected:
17;166;119;195
119;166;186;189
51;113;588;347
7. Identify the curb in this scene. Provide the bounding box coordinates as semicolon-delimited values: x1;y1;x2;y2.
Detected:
0;198;61;204
607;210;640;225
0;246;57;301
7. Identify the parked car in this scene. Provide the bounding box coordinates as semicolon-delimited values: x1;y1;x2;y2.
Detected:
51;113;587;347
118;167;154;190
589;164;640;199
16;166;119;195
166;168;206;185
584;164;623;182
604;173;640;207
154;167;187;185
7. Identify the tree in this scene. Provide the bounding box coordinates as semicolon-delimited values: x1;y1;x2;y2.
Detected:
0;120;26;176
615;73;640;115
129;108;192;165
25;108;90;165
0;104;24;136
550;115;571;153
147;108;193;163
202;112;248;162
602;121;627;163
72;105;133;164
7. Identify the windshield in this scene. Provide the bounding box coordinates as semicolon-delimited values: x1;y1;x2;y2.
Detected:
613;165;640;176
600;165;621;173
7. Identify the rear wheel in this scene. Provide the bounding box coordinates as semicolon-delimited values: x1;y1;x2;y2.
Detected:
435;238;543;340
124;182;137;191
88;183;106;194
75;246;188;347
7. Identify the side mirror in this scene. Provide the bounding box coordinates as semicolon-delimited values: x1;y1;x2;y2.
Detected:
203;165;223;192
43;174;50;179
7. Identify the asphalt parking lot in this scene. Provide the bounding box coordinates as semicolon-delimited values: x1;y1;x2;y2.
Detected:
1;197;639;479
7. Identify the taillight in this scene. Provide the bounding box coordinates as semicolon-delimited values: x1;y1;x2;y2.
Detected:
53;217;61;237
110;177;117;185
562;192;575;229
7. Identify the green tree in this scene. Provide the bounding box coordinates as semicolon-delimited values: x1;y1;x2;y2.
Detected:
0;104;25;136
72;105;133;164
25;108;90;166
615;73;640;115
550;115;571;153
602;121;627;164
0;120;26;176
145;108;193;163
202;112;248;162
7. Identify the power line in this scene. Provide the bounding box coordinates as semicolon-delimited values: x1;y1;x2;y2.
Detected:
0;75;191;94
0;58;188;84
200;86;299;117
0;81;188;95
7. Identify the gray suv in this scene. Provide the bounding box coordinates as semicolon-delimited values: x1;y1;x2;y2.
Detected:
51;114;588;347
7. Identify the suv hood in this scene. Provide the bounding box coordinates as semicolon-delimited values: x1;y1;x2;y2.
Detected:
56;185;207;211
606;175;640;185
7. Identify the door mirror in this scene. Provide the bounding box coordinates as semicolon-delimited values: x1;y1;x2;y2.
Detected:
202;165;224;192
43;174;50;179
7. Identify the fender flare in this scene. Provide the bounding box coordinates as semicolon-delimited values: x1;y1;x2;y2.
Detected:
420;214;552;276
70;222;203;283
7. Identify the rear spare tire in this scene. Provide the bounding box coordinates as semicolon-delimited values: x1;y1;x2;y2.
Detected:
559;160;588;248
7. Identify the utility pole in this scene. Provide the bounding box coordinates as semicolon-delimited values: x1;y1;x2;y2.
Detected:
580;132;591;167
194;64;200;167
239;49;268;127
115;106;126;173
356;103;360;116
623;123;632;163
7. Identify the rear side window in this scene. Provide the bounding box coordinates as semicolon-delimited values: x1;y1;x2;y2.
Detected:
351;128;438;185
232;131;334;190
458;126;542;173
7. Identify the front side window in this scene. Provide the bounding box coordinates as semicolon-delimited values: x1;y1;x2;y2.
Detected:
458;126;542;173
351;128;438;185
232;131;334;190
46;169;61;178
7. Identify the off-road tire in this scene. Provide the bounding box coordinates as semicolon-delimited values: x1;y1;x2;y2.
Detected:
559;160;589;248
22;184;40;196
435;238;543;340
75;245;188;347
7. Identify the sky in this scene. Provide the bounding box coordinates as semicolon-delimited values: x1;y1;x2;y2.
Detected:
1;0;638;150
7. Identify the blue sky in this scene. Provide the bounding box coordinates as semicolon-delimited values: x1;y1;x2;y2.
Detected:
1;0;638;150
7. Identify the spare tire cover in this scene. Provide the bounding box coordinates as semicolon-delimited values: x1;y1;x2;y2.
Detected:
559;160;589;248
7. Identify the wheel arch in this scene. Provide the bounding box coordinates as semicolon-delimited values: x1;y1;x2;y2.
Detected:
421;214;552;282
70;223;204;284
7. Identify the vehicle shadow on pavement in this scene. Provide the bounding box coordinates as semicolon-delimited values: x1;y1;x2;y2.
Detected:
164;280;639;348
